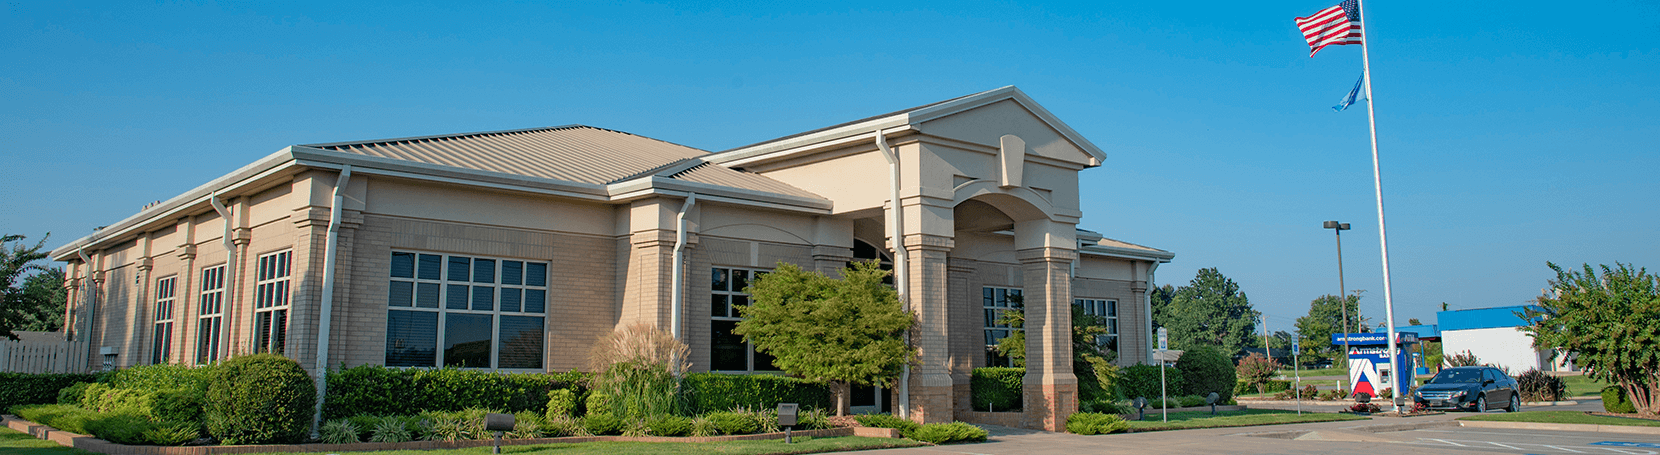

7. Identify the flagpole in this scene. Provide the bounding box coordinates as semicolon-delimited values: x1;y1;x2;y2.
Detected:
1355;0;1402;414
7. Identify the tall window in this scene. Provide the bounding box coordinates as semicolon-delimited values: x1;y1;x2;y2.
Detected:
386;252;547;370
151;276;177;364
197;265;225;364
711;267;775;373
1074;298;1119;352
253;250;292;355
983;287;1022;367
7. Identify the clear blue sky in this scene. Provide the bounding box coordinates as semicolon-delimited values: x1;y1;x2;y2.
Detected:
3;1;1656;331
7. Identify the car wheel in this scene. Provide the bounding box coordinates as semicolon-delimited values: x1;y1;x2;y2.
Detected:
1508;394;1520;412
1475;395;1487;412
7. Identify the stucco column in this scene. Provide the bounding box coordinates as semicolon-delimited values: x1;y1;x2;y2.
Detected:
1018;246;1078;432
904;233;955;423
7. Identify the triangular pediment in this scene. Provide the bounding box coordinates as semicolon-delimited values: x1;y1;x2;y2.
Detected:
914;97;1101;167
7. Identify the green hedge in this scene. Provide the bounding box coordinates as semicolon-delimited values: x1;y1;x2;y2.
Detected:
106;364;212;394
321;365;589;419
1603;385;1637;413
683;372;830;414
203;354;315;445
1175;347;1235;403
0;372;101;412
970;367;1023;412
1120;364;1183;401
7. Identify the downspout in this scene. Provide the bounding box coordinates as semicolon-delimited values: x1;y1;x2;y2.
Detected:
209;191;236;361
312;166;352;437
73;248;94;342
875;129;911;419
1145;262;1160;365
671;193;697;345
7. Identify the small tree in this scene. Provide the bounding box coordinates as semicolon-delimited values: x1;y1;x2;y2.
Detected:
1523;262;1660;416
993;298;1121;403
1;234;52;340
1445;350;1481;367
1236;352;1279;395
737;261;914;416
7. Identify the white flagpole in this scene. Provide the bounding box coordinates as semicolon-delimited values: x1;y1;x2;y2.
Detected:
1355;0;1402;413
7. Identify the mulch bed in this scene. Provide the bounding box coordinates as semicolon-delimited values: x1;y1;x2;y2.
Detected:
1589;412;1660;421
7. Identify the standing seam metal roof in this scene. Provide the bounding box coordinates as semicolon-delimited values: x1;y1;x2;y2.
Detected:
306;125;711;186
666;162;825;201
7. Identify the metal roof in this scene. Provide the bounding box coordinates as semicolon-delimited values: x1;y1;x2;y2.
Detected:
666;162;824;201
1437;306;1540;332
305;125;710;186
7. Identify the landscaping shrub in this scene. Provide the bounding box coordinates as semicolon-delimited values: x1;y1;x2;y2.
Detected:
546;415;589;437
423;413;469;442
546;388;577;418
1603;385;1637;413
508;411;548;439
1319;388;1349;401
732;406;780;433
320;419;361;444
585;392;614;416
910;422;987;444
854;413;920;438
202;354;316;445
970;367;1023;412
684;372;831;415
1516;369;1567;402
142;422;200;446
647;415;692;436
321;364;587;419
141;388;204;426
1081;400;1131;415
0;372;101;412
582;413;624;435
1066;412;1130;435
83;413;160;445
795;408;832;430
1176;346;1235;403
1119;364;1183;401
56;382;93;405
12;404;98;434
587;324;688;420
688;416;717;437
107;364;212;395
1235;353;1278;395
704;411;759;435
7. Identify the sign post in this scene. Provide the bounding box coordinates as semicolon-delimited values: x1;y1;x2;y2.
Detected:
1157;327;1168;423
1292;337;1302;415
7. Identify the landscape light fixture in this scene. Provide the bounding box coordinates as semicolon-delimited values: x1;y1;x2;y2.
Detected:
1324;220;1353;395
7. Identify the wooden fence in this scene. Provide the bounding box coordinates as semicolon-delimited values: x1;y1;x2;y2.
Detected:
0;331;89;374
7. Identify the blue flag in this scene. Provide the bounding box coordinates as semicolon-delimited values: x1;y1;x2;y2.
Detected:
1334;72;1366;112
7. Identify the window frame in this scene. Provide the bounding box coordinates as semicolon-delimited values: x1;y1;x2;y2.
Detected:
196;264;226;364
151;275;177;365
710;266;778;374
252;250;293;355
1073;298;1119;353
385;250;549;371
983;286;1023;367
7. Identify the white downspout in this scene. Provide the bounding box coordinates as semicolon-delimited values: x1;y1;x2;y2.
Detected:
312;165;351;436
876;129;911;419
209;192;236;361
671;193;697;343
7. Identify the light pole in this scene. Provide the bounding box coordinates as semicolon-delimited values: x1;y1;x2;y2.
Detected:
1324;221;1352;390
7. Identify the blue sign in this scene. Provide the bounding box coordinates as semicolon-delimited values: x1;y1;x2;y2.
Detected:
1330;332;1419;346
1593;442;1660;449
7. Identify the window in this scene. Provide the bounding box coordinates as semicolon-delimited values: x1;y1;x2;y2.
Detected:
151;276;177;364
711;267;776;373
1074;298;1119;352
253;250;292;355
386;252;547;369
983;286;1022;367
197;265;225;364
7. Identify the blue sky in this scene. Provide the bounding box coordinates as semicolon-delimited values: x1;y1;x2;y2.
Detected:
3;1;1656;331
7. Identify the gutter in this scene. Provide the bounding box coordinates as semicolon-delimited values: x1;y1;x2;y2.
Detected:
312;165;351;436
875;128;912;419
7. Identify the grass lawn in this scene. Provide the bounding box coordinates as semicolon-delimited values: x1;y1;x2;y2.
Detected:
1277;367;1346;377
1124;409;1367;432
0;426;920;455
1561;375;1613;398
1460;411;1660;427
0;426;100;455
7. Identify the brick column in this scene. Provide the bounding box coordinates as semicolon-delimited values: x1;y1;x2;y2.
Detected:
289;206;330;373
946;258;978;415
811;245;853;278
905;233;955;423
621;230;676;329
1019;246;1078;432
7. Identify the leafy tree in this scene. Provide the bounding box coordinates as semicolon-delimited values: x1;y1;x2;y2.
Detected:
1522;262;1660;416
18;268;66;332
737;260;915;416
1445;350;1481;367
1;234;53;340
1408;318;1422;326
1293;293;1365;366
1235;352;1279;395
992;299;1121;403
1151;268;1259;357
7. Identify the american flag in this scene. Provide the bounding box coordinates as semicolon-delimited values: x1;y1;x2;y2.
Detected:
1296;0;1364;57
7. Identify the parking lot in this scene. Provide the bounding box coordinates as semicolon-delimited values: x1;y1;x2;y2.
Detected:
1395;427;1660;454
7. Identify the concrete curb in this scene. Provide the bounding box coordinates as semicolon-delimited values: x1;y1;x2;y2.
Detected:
1458;420;1660;435
1522;400;1579;406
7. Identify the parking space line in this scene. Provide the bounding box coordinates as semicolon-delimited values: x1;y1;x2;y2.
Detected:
1544;445;1588;453
1486;441;1526;450
1426;438;1470;447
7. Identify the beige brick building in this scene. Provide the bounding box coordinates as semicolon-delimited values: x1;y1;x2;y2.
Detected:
50;86;1171;430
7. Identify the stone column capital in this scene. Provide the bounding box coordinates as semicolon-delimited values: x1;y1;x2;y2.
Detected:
1016;247;1077;264
810;245;852;262
630;230;677;249
176;244;197;260
231;227;253;246
902;233;954;253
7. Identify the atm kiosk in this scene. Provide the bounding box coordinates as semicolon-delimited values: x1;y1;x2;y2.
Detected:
1330;332;1418;398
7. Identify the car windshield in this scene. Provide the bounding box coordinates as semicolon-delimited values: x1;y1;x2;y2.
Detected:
1430;369;1483;384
